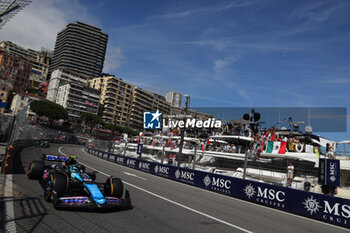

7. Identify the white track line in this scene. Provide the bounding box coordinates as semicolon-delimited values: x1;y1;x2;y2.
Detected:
123;172;147;180
4;174;17;233
58;146;253;233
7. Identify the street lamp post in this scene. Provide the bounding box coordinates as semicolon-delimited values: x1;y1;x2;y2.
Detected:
177;95;190;166
108;112;120;153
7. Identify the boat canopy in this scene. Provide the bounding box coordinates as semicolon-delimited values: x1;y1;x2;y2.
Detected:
209;138;228;144
338;140;350;144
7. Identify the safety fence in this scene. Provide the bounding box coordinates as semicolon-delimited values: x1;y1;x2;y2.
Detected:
91;139;350;199
86;147;350;228
0;104;84;173
0;115;13;143
91;138;113;152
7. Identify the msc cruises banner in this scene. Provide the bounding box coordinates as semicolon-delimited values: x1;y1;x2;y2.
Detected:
87;148;350;228
318;159;341;186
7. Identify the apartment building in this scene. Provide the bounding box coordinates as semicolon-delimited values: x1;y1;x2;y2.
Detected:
10;92;45;115
88;75;133;126
49;21;108;77
130;88;171;130
0;49;31;93
0;41;51;86
0;79;13;114
46;69;89;102
89;75;171;130
56;83;100;121
165;91;182;108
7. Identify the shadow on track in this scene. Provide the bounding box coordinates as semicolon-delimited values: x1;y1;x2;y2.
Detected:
1;196;47;233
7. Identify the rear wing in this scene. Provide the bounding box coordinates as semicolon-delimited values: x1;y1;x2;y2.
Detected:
41;154;77;162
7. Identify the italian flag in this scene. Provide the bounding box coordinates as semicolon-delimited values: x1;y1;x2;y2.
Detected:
265;141;287;154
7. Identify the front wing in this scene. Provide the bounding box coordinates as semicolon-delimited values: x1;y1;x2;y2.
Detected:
54;190;132;210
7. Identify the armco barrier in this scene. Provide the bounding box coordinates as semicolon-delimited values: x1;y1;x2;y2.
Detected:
1;140;39;174
87;148;350;228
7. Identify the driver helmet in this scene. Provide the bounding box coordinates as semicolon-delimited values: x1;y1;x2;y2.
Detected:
64;157;77;165
70;166;80;173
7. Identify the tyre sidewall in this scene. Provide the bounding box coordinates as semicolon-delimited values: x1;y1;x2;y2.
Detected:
105;177;124;198
28;160;45;180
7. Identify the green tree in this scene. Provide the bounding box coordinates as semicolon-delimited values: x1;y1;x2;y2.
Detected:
80;112;102;133
80;112;102;125
30;100;68;123
115;125;138;136
102;122;114;130
101;121;138;136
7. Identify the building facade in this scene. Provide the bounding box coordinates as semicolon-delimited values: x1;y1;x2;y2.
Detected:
0;41;52;86
0;79;13;114
49;21;108;77
46;69;90;102
10;92;45;115
56;83;100;121
88;75;133;126
89;75;171;130
165;91;182;108
129;88;171;130
0;49;31;93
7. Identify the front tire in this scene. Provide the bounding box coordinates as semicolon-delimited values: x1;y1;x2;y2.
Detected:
44;174;67;202
104;177;123;198
27;160;45;180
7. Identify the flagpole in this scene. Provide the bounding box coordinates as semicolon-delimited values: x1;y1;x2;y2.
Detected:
278;111;280;129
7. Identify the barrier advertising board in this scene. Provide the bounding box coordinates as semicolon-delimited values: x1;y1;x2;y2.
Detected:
319;158;340;186
86;148;350;228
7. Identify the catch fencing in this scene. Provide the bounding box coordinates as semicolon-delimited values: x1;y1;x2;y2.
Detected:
88;138;350;200
1;104;83;173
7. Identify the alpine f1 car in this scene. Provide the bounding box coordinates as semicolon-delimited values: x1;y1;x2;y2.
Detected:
35;140;50;148
27;154;131;210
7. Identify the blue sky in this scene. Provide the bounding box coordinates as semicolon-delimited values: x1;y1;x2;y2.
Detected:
1;0;349;140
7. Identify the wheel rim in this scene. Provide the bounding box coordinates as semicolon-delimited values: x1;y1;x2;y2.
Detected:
44;175;53;200
27;163;33;176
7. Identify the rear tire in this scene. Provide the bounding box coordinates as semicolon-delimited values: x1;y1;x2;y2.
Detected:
27;160;45;180
104;177;123;198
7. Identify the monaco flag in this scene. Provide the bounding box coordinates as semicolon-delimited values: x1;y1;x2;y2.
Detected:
265;141;287;154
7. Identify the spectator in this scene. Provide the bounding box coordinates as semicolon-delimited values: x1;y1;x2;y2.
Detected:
326;143;336;159
292;136;300;144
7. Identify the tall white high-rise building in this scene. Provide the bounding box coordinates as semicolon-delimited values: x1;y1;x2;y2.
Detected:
165;91;182;108
49;21;108;77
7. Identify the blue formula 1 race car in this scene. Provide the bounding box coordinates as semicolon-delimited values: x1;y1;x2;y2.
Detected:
27;154;132;210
